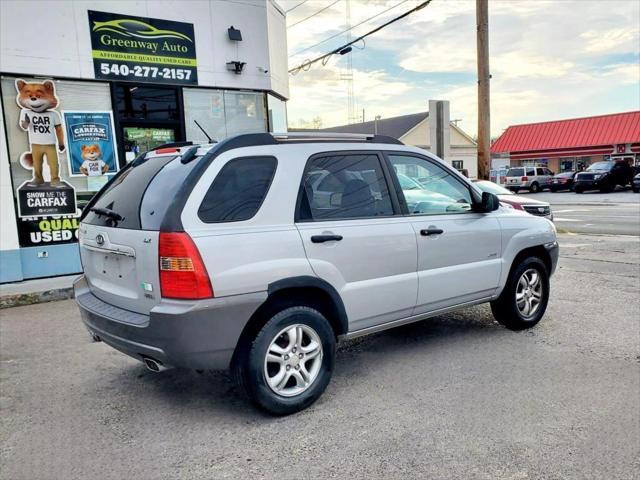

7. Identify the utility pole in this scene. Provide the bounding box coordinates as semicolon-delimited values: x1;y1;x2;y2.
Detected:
476;0;490;180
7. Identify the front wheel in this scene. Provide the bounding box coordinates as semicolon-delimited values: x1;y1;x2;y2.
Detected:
491;257;550;330
234;306;336;415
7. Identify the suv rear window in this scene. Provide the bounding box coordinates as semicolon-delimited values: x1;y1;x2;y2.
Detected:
198;156;277;223
83;155;199;230
507;168;524;177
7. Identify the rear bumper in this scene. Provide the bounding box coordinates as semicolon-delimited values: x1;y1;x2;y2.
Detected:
74;275;266;370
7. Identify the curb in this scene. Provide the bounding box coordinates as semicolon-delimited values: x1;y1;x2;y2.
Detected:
0;287;75;309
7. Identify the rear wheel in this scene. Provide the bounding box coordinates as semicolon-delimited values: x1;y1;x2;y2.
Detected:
575;186;584;193
234;306;336;415
491;257;549;330
529;182;540;193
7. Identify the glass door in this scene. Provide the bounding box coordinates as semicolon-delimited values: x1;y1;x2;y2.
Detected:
112;83;184;163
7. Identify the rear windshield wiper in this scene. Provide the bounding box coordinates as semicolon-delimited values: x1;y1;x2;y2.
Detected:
90;207;123;222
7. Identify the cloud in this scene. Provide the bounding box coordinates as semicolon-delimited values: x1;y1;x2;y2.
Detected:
285;0;640;134
581;27;639;54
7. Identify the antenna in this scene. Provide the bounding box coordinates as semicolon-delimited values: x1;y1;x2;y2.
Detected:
194;119;214;143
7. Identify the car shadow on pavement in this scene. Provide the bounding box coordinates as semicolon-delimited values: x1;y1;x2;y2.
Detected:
121;304;502;419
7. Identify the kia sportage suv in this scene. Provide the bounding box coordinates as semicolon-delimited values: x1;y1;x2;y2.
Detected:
75;133;558;415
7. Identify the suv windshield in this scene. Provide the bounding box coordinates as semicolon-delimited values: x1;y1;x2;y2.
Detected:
83;154;201;230
586;162;613;172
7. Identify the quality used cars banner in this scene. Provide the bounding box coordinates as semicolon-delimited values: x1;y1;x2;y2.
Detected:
63;111;119;177
88;10;197;85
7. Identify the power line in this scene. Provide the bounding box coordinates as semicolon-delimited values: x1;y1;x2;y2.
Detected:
285;0;311;13
289;0;432;74
289;0;411;58
288;0;342;29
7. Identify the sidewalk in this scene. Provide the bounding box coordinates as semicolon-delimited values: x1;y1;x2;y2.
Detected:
0;274;77;309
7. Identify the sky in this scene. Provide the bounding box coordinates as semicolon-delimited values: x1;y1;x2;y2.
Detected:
282;0;640;137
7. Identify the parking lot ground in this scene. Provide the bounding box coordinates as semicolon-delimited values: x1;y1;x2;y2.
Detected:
1;234;639;480
516;189;640;235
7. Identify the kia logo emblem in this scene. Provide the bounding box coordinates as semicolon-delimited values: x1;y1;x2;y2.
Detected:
96;234;105;246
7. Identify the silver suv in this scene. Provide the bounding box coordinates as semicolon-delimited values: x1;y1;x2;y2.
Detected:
75;133;558;415
505;166;554;193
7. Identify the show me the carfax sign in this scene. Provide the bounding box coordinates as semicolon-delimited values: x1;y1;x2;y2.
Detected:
88;10;197;85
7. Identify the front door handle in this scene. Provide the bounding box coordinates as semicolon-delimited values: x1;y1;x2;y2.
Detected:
420;228;444;236
311;234;343;243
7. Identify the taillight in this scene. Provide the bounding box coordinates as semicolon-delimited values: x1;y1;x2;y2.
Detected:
521;176;528;182
159;232;213;299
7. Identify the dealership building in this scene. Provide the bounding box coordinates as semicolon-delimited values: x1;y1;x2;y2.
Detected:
0;0;288;283
491;111;640;173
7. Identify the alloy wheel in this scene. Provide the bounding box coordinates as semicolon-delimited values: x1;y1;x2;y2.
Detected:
515;268;543;318
264;324;323;397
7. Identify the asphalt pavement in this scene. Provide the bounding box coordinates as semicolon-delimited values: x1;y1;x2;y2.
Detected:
516;189;640;235
1;233;639;480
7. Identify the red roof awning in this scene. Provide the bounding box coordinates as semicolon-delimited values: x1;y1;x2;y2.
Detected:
491;111;640;157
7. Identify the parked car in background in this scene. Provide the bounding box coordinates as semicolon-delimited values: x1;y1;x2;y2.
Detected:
505;166;554;193
632;172;640;193
474;180;553;221
574;160;634;193
550;171;577;192
74;133;558;415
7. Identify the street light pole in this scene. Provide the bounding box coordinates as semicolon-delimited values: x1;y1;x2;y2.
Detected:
476;0;490;180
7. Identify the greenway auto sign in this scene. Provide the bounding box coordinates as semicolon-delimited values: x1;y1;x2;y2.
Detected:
88;11;197;85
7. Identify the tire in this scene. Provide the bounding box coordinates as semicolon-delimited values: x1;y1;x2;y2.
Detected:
575;186;584;194
512;187;520;194
491;256;550;331
529;182;539;193
550;186;557;193
633;187;639;193
233;306;336;415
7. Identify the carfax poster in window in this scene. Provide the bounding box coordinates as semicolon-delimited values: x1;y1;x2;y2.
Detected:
14;78;77;218
63;111;119;178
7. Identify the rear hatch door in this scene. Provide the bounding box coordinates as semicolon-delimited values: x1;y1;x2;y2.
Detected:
79;152;200;315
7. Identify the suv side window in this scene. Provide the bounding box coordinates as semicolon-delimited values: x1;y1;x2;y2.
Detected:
526;168;536;176
198;156;277;223
388;154;472;215
299;153;394;221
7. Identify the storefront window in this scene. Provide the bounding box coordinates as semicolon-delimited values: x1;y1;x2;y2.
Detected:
267;94;287;132
114;85;179;121
183;88;267;142
1;76;114;198
1;76;116;249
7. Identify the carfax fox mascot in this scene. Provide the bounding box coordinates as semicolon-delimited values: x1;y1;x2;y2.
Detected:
15;79;65;187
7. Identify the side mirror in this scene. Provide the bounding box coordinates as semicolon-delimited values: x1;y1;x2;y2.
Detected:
479;191;500;212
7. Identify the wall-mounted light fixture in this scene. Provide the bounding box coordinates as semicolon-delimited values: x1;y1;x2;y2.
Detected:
226;61;246;74
228;26;242;41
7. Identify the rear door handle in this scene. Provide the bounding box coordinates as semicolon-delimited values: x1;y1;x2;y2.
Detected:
420;228;444;236
311;235;343;243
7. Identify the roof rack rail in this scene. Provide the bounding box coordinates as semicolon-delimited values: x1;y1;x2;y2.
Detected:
272;132;403;145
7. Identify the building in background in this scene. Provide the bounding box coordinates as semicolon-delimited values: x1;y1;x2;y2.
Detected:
307;100;478;178
491;111;640;173
0;0;288;283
